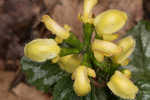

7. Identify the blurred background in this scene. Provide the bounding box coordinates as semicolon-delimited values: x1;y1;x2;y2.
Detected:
0;0;149;99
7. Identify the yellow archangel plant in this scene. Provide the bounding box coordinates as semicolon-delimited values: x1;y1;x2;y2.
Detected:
22;0;139;99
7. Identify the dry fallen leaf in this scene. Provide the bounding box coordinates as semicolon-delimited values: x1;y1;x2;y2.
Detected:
13;83;50;100
0;71;50;100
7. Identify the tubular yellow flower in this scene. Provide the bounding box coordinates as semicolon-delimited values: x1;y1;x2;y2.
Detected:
107;71;138;99
92;39;122;56
122;69;131;79
94;9;127;36
58;54;82;73
72;66;96;96
41;15;70;42
24;39;60;62
113;36;135;65
93;50;104;62
79;0;98;23
102;34;119;41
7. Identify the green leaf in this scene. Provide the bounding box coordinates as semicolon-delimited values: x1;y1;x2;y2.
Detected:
125;20;150;100
64;32;83;50
81;82;98;100
53;76;101;100
95;86;118;100
53;75;80;100
59;47;80;57
21;56;66;93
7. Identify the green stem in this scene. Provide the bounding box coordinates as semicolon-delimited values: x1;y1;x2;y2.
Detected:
64;32;83;50
82;23;94;67
90;79;96;100
59;47;80;57
83;23;94;50
81;52;91;67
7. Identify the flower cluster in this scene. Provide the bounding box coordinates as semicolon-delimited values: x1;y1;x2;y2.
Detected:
23;0;139;99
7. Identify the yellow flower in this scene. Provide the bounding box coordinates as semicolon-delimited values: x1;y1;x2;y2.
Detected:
24;39;60;62
41;15;70;43
113;36;135;65
102;34;119;41
122;69;131;79
94;9;127;36
72;66;96;96
79;0;98;23
92;39;122;57
107;71;138;99
93;50;104;62
58;54;82;73
120;58;130;66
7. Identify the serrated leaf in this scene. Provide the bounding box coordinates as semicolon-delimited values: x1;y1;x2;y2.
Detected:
125;21;150;100
53;75;80;100
53;76;101;100
21;56;66;93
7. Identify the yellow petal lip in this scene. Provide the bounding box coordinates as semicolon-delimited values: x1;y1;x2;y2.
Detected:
72;66;96;96
24;39;60;62
113;36;135;64
93;50;104;62
92;39;122;56
122;69;131;79
120;58;130;66
94;9;127;36
87;68;96;78
41;15;70;40
58;54;82;73
107;71;138;99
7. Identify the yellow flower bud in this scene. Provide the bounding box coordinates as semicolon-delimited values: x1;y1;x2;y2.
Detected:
94;9;127;36
87;68;96;78
79;0;98;23
113;36;135;65
107;71;138;99
93;50;104;62
92;39;122;56
58;54;82;73
72;66;96;96
102;34;119;41
55;36;63;44
122;69;131;79
41;15;70;42
24;39;60;62
120;58;130;66
51;56;60;63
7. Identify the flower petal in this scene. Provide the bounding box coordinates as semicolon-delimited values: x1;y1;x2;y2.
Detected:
107;71;138;99
94;9;127;35
24;39;60;62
